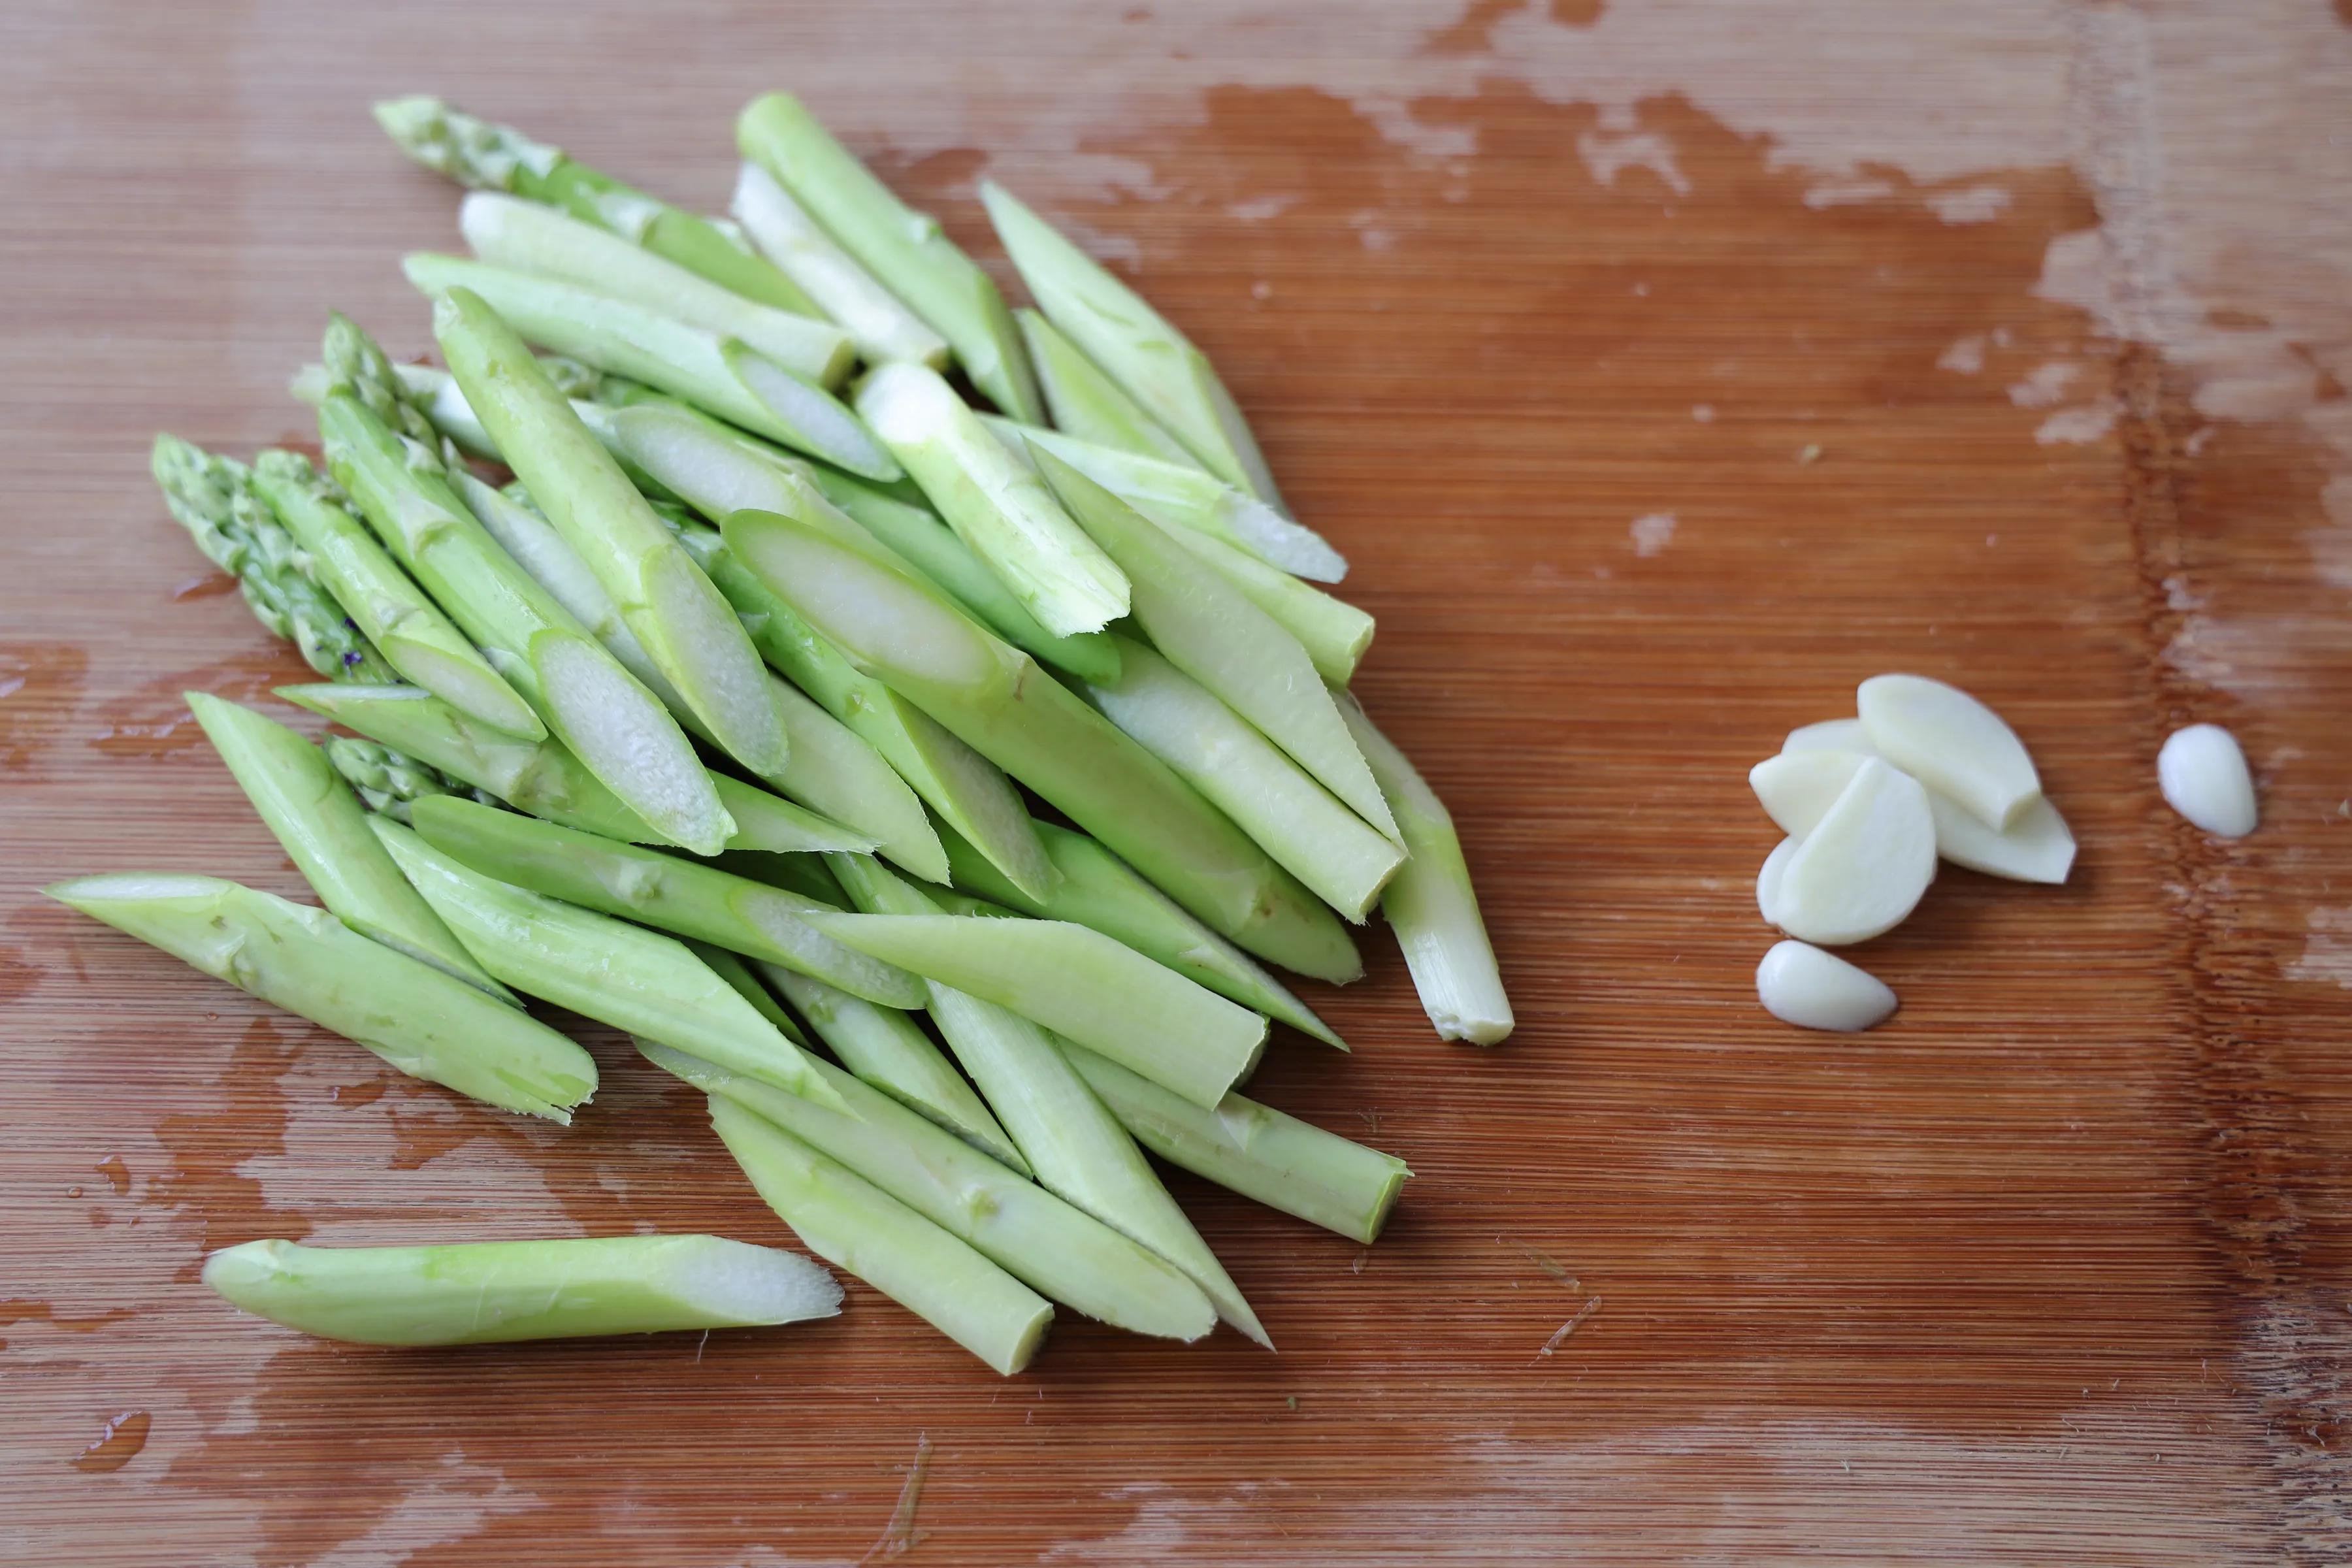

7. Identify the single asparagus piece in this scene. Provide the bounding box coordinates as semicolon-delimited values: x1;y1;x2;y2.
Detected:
756;964;1025;1173
248;444;543;738
372;97;825;317
150;435;393;682
1339;697;1514;1045
689;941;812;1049
408;796;923;1008
856;361;1129;639
706;1094;1051;1374
737;93;1043;423
46;873;594;1121
436;287;791;777
323;735;479;823
721;508;1360;982
1062;1047;1411;1245
938;817;1340;1048
647;1041;1212;1340
981;180;1283;507
1016;307;1201;469
803;903;1267;1111
731;163;949;369
372;819;843;1108
204;1233;838;1346
1082;636;1405;921
1037;449;1394;838
188;693;510;1000
402;257;896;481
1171;525;1372;687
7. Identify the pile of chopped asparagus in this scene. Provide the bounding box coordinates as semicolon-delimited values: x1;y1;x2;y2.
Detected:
59;94;1513;1372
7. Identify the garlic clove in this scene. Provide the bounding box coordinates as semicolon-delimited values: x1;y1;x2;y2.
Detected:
1756;939;1898;1032
1773;757;1937;945
2157;723;2258;838
1857;674;2041;830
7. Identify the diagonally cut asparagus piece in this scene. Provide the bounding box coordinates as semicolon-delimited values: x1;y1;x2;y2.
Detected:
938;817;1339;1048
648;1041;1211;1340
204;1233;840;1346
801;906;1267;1111
248;444;542;738
721;507;1361;982
1339;695;1513;1045
732;163;949;369
187;693;510;1001
1016;308;1201;469
460;192;854;385
373;96;825;317
46;873;594;1121
1037;449;1393;837
738;93;1043;423
1161;525;1372;687
1062;1048;1411;1245
372;819;843;1109
981;180;1283;508
1081;636;1405;921
408;796;923;1009
436;287;791;777
707;1094;1051;1374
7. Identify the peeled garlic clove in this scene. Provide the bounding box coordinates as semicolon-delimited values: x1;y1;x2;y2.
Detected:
1749;750;1868;838
2158;723;2258;838
1857;674;2041;829
1928;792;2076;883
1757;836;1798;923
1783;717;1876;756
1774;757;1936;945
1756;939;1898;1032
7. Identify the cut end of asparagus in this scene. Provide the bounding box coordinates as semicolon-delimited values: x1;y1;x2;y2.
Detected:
527;628;735;855
720;340;902;483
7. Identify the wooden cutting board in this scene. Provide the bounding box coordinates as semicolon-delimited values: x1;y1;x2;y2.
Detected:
7;3;2349;1561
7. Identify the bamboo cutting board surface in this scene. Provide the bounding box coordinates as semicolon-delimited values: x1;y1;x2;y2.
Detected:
6;2;2351;1562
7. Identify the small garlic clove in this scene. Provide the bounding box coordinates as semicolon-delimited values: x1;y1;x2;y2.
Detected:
1857;674;2041;830
1756;939;1898;1032
1757;836;1798;924
1749;750;1868;838
1782;717;1876;756
1928;791;2076;883
2158;723;2258;838
1773;757;1937;945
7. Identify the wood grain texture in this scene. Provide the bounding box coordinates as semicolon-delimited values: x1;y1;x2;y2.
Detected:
5;1;2350;1562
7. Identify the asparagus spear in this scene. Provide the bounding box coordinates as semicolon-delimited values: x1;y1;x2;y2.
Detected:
755;964;1024;1173
856;361;1130;639
1339;696;1514;1045
938;818;1339;1048
150;435;393;682
721;508;1360;982
373;97;825;318
402;257;896;480
247;446;544;738
1062;1047;1411;1245
737;93;1043;423
408;796;924;1009
1037;449;1395;839
687;941;812;1048
1168;525;1371;688
188;693;510;1000
731;163;949;369
647;1042;1212;1340
371;819;843;1108
1016;308;1200;469
204;1233;838;1346
46;874;595;1122
1081;636;1405;921
324;735;479;823
707;1094;1051;1374
818;859;1264;1344
981;180;1283;508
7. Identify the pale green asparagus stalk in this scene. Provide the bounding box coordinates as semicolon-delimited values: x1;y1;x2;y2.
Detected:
732;163;949;368
1062;1048;1411;1245
373;96;826;317
937;817;1340;1048
187;693;510;1000
150;434;393;682
1161;523;1373;687
323;735;480;823
248;443;544;738
1016;308;1201;469
1339;696;1514;1044
646;1041;1212;1340
720;507;1361;982
819;858;1264;1345
688;941;813;1048
436;287;792;777
856;361;1129;639
372;819;844;1108
46;873;595;1121
981;180;1283;508
737;93;1043;423
1037;449;1392;836
706;1094;1051;1373
204;1233;838;1345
